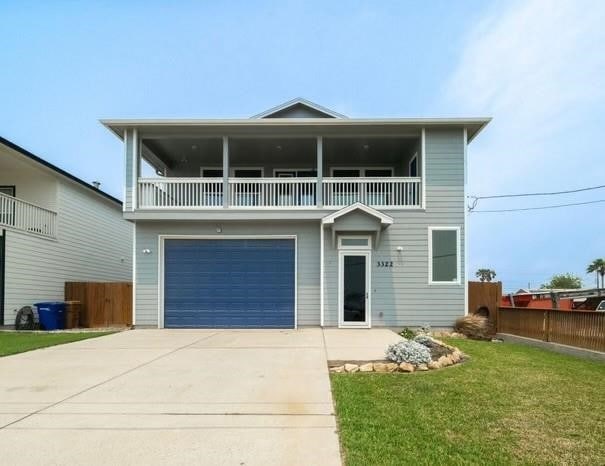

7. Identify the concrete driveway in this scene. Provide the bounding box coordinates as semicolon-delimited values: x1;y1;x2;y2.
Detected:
0;328;401;465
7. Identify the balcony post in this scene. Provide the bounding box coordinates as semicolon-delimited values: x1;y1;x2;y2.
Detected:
222;136;229;208
316;136;323;208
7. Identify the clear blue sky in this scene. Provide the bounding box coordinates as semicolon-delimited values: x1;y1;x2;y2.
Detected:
1;0;603;291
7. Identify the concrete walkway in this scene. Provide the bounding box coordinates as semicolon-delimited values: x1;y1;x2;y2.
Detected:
0;328;401;465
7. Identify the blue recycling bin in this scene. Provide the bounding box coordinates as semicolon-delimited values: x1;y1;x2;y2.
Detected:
35;302;66;330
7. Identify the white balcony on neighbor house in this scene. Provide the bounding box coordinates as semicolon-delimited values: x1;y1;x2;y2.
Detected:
0;191;58;238
137;177;422;209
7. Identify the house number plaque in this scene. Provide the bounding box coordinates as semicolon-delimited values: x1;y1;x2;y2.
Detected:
377;261;393;268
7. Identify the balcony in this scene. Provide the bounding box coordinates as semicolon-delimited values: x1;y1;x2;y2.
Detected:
0;192;57;239
137;177;421;209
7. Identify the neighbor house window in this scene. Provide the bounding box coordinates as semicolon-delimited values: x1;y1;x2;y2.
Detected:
429;227;460;284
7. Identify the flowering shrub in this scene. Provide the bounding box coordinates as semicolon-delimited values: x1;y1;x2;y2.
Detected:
385;340;432;365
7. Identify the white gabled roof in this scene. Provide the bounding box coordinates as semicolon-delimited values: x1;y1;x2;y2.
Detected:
251;98;348;119
321;202;394;225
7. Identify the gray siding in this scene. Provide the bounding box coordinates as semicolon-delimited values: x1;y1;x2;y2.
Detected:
131;128;465;329
323;128;465;327
134;220;320;327
3;180;132;325
124;129;134;212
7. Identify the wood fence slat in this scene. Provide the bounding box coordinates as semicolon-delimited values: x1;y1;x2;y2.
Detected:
65;282;132;328
498;306;605;352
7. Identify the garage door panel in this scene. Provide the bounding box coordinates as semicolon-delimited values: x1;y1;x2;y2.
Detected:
164;239;295;328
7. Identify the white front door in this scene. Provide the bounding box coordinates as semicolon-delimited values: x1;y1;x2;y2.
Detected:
338;251;371;328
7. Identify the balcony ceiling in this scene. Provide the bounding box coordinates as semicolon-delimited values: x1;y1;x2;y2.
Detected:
142;136;417;169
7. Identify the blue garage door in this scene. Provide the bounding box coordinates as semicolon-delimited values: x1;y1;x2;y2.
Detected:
164;239;295;328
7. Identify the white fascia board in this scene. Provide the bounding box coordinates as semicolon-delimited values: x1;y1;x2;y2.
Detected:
100;117;492;142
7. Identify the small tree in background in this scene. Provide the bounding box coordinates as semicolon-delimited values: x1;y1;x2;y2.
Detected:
475;268;497;282
586;258;605;289
540;273;582;290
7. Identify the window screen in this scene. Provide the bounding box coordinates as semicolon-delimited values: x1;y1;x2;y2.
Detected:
431;229;458;282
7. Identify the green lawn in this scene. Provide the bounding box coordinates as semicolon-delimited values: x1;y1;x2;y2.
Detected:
0;332;113;357
331;339;605;466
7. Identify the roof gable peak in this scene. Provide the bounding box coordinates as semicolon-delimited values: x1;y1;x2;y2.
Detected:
322;202;394;225
251;98;347;119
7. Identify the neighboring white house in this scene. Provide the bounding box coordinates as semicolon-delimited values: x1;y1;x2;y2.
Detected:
102;98;490;329
0;136;132;326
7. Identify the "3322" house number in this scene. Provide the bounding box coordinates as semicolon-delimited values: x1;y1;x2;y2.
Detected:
377;261;393;268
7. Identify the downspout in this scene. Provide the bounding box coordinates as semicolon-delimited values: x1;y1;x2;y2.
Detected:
320;221;324;327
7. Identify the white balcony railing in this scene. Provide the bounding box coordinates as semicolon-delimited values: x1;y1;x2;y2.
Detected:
323;177;421;208
138;177;224;208
229;178;317;208
137;177;422;209
0;192;57;239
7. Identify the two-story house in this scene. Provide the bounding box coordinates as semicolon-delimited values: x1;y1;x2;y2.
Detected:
0;136;132;326
102;98;490;329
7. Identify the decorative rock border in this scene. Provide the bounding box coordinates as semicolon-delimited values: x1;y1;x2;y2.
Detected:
329;339;465;373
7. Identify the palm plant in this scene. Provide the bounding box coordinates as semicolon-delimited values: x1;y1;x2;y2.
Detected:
586;258;605;289
475;268;496;282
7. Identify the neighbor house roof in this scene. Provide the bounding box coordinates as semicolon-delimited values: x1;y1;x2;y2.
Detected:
101;99;491;142
0;135;122;206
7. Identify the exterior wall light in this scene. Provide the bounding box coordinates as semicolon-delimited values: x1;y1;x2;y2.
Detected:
396;246;404;253
142;249;152;255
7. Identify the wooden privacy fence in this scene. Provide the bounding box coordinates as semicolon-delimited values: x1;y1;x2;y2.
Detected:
65;282;132;328
498;307;605;352
468;281;502;327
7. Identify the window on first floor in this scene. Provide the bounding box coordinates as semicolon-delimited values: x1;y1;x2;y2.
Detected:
429;227;460;284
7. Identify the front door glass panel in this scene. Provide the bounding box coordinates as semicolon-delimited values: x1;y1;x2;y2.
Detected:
343;255;366;323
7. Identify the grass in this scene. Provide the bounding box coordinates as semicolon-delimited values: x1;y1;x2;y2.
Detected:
0;331;113;357
331;338;605;466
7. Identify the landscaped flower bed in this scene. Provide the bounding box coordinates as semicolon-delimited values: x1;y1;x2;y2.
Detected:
329;334;465;373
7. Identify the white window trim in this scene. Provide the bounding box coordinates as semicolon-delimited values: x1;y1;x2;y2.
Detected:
272;168;317;177
363;167;395;177
200;166;223;177
329;167;394;177
338;235;372;250
230;167;265;177
338;250;371;328
408;153;418;177
157;235;297;329
428;226;461;285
